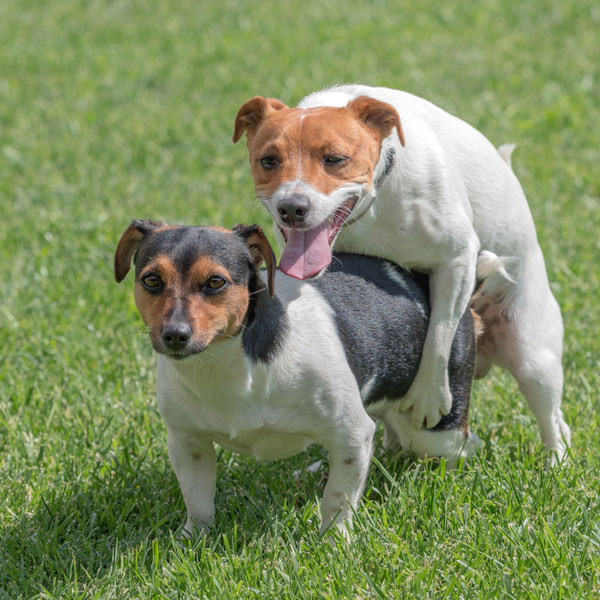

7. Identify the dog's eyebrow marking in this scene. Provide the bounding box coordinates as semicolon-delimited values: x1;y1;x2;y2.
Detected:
187;256;231;284
139;255;178;285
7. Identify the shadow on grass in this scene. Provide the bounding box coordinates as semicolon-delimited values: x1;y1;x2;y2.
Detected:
1;454;181;595
1;427;481;596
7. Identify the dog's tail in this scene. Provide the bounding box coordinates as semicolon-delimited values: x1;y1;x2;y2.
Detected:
497;143;517;168
475;250;519;304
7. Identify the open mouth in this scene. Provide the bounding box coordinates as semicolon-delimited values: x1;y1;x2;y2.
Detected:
278;197;357;280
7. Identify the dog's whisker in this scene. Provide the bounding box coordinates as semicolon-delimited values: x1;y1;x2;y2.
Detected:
249;285;268;297
244;197;265;210
331;255;345;269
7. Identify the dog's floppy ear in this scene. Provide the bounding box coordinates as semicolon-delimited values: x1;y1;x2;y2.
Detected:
347;96;405;147
233;224;277;297
233;96;288;143
114;219;166;283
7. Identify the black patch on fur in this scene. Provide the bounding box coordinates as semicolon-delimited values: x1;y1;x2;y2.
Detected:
242;272;289;363
312;254;475;432
383;148;396;176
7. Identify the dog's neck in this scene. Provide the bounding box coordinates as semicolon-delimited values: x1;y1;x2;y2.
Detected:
242;272;288;363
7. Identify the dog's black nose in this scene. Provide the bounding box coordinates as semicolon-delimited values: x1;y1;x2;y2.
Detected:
161;323;192;350
277;194;311;225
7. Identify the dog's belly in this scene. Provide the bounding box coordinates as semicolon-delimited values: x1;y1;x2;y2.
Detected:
207;429;314;461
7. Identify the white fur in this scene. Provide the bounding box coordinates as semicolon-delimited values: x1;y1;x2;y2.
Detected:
497;143;517;167
373;404;482;467
281;84;570;460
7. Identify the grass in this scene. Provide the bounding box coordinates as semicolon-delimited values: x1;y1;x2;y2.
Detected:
1;0;599;597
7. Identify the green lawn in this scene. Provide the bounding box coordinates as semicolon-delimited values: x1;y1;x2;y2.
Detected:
1;0;599;598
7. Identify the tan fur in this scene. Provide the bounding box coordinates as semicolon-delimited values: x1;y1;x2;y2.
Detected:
232;224;276;297
470;309;484;341
135;256;180;343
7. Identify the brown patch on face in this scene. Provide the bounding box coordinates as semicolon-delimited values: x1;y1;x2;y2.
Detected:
134;255;179;334
244;105;391;199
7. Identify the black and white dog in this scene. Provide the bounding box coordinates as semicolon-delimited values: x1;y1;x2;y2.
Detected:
115;221;500;538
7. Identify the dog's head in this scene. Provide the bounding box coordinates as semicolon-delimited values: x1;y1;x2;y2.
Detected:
115;220;275;359
233;95;404;280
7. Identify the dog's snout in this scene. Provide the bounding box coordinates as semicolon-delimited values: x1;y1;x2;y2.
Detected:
277;194;311;225
161;323;192;350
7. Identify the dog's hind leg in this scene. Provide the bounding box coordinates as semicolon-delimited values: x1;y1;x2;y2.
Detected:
480;250;571;465
505;306;571;465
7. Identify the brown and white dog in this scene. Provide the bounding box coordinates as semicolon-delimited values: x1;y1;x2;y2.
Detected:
233;84;570;462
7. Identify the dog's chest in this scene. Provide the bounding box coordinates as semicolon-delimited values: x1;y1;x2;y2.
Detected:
163;392;316;460
204;428;314;460
156;355;321;461
334;191;446;269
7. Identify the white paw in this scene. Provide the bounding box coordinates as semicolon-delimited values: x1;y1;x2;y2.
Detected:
545;442;569;469
181;515;213;539
321;521;351;546
401;378;452;429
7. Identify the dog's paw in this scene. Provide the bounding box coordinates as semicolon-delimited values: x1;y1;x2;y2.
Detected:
402;379;452;429
320;521;351;547
181;515;213;540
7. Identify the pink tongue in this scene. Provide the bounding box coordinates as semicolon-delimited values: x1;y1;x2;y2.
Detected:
279;221;332;280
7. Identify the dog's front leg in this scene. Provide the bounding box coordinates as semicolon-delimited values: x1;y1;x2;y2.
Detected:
402;246;478;428
166;431;217;538
319;418;375;541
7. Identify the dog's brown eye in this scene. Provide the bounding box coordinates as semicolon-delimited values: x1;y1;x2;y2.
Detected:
141;273;162;292
206;276;227;291
259;155;280;170
323;155;348;167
